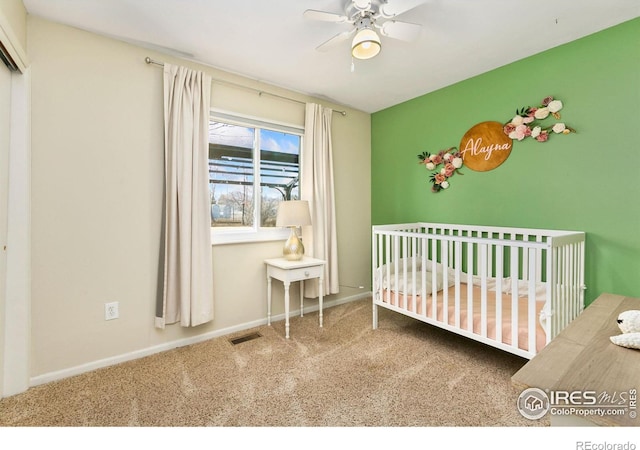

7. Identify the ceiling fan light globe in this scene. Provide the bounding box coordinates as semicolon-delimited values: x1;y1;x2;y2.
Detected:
351;28;381;59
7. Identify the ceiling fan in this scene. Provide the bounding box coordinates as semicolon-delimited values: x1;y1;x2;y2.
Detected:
303;0;427;60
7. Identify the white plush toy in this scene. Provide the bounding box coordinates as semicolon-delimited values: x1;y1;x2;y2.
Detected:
610;310;640;349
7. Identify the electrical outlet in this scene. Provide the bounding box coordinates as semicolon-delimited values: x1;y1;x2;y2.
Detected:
105;302;119;320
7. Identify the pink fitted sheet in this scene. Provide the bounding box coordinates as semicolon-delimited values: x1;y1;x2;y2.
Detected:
382;283;546;353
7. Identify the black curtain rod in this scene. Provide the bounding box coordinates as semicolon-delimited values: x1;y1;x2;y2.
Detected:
145;57;347;116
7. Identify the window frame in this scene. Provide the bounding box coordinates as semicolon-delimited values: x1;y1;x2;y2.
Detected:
209;109;304;245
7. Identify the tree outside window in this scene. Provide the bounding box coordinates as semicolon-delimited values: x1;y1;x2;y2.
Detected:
209;118;301;231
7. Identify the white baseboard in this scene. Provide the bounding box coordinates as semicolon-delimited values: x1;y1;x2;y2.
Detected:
29;292;371;389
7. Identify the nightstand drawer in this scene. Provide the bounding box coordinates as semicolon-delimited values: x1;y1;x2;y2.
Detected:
283;266;323;282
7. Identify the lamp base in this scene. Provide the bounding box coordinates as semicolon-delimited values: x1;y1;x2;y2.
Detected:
283;227;304;261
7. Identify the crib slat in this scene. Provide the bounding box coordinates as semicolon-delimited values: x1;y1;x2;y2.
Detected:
551;244;562;339
401;236;407;309
480;243;488;337
495;244;504;344
511;246;519;348
383;235;392;303
442;241;449;324
466;241;474;332
431;238;437;319
411;235;417;314
528;248;537;352
454;240;462;329
421;237;427;316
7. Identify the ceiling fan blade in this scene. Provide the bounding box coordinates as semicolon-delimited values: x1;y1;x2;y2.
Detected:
316;29;356;52
379;0;428;18
303;9;349;23
379;20;422;41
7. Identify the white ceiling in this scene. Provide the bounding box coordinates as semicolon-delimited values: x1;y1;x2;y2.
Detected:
22;0;640;113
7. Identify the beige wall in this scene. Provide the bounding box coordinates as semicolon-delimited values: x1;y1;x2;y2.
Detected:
28;16;371;378
0;0;26;49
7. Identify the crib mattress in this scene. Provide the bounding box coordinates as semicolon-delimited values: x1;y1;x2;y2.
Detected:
381;283;546;353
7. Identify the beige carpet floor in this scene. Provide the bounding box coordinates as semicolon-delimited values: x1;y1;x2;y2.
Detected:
0;298;547;427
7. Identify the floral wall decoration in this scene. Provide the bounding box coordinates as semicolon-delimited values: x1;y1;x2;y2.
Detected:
418;147;463;193
503;96;576;142
418;95;575;193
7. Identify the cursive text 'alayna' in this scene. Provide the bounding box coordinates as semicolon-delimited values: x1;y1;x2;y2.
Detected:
461;138;511;161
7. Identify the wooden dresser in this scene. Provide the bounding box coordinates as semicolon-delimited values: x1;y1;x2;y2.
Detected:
512;293;639;426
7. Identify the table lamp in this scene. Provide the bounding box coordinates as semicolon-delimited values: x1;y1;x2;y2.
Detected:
276;200;311;261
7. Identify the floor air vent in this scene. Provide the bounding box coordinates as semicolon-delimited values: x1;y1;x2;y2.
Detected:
229;332;262;345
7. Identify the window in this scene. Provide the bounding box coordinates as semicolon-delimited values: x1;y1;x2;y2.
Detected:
208;112;303;244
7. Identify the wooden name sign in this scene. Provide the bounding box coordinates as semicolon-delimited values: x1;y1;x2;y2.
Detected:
459;121;513;172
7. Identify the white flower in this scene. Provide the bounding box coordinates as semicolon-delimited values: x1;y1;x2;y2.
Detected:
426;162;435;170
443;153;451;161
511;115;524;126
440;168;447;175
547;100;563;113
452;157;463;169
531;126;541;138
552;123;566;134
441;181;449;189
534;107;550;119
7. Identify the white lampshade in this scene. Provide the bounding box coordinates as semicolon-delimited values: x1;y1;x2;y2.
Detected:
352;28;381;60
276;200;311;227
276;200;311;261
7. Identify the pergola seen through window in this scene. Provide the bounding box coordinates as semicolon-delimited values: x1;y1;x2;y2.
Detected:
209;118;301;230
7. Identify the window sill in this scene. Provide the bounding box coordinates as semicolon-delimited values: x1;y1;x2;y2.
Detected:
211;228;289;246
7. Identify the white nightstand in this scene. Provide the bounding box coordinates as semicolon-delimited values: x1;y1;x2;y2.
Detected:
264;257;326;339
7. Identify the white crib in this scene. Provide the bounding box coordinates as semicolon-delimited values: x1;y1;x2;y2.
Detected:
372;223;586;359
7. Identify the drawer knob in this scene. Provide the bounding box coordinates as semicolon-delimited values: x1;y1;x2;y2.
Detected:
304;271;309;277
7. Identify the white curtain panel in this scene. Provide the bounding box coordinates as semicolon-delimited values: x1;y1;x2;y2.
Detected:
156;63;214;328
302;103;340;297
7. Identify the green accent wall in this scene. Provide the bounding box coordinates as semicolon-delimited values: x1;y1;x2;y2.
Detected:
371;18;640;305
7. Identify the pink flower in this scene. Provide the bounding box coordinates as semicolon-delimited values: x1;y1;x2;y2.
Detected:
509;124;531;141
536;131;549;142
503;123;516;135
434;173;446;184
542;96;554;106
431;154;442;165
444;163;455;177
